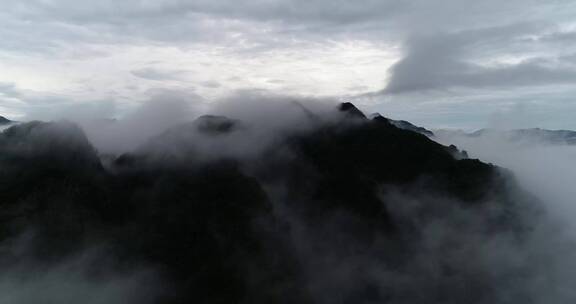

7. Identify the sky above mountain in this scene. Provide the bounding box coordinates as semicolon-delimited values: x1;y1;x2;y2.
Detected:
1;0;576;129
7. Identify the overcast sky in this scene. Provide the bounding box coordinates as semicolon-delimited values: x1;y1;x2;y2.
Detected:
1;0;576;129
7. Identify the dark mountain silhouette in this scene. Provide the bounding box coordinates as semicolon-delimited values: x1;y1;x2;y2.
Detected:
390;119;434;137
0;116;11;125
370;113;434;137
0;103;540;303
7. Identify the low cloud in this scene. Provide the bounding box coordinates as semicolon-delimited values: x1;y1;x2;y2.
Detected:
434;130;576;289
80;89;202;154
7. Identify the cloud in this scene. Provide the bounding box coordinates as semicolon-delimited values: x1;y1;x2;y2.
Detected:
431;129;576;303
434;129;576;230
74;90;342;158
80;89;203;154
536;30;576;44
0;82;120;121
200;80;221;88
1;0;567;52
0;82;22;98
130;67;189;81
384;26;576;94
1;0;576;128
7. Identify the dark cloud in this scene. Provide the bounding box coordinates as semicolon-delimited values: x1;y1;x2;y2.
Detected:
384;25;576;94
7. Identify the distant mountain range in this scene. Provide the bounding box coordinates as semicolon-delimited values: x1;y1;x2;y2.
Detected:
436;128;576;145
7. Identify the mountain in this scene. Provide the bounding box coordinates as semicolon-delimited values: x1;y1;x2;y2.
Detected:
474;128;576;144
0;116;11;125
369;113;434;137
438;128;576;145
388;118;434;137
0;103;540;304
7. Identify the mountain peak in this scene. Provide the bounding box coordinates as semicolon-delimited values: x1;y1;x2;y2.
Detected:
338;102;367;119
194;115;240;134
0;116;11;125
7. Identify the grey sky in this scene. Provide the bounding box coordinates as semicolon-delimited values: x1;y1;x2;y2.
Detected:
1;0;575;129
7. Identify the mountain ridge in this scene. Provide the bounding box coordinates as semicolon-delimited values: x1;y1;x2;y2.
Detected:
436;127;576;145
0;116;11;125
0;102;540;304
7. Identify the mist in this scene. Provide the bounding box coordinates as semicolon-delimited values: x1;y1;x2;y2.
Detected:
435;130;576;231
0;246;160;304
2;0;576;302
434;129;576;302
67;91;343;161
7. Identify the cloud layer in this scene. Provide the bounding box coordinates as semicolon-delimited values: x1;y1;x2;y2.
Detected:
1;0;575;128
